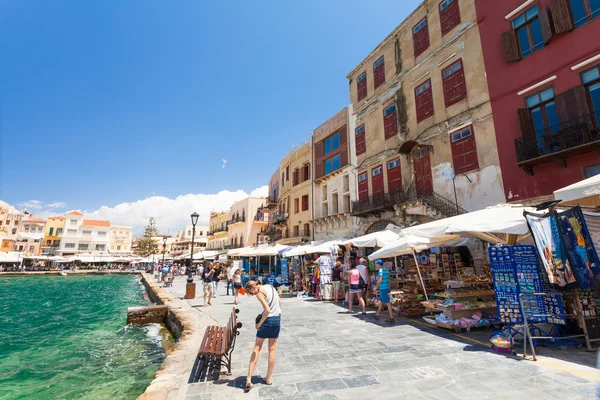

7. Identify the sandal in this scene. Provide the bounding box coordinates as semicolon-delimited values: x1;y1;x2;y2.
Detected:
385;318;396;323
245;383;253;392
263;378;272;386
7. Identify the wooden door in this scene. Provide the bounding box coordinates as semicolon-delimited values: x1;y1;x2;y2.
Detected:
414;147;433;198
358;171;369;200
371;165;384;201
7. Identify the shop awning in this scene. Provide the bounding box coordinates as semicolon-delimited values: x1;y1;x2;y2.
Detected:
0;252;21;262
367;234;461;260
250;244;293;256
401;204;536;245
282;244;312;257
343;229;401;248
554;174;600;207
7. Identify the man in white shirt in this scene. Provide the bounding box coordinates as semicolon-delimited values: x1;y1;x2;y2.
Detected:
357;258;371;299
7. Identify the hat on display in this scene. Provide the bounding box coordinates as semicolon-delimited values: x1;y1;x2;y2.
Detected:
375;260;384;265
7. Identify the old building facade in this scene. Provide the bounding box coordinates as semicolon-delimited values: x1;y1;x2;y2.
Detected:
475;0;600;203
347;0;505;234
228;197;266;248
207;211;230;250
311;107;360;240
276;141;313;245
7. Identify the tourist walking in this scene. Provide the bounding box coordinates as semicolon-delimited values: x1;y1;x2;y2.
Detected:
233;269;243;305
348;262;367;314
202;263;214;307
226;264;233;295
374;260;395;322
244;280;281;392
212;265;223;297
332;261;343;304
357;258;371;299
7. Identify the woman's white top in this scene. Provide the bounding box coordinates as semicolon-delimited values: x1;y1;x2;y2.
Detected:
260;285;281;317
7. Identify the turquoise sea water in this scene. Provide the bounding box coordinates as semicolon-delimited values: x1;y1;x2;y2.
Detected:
0;275;166;400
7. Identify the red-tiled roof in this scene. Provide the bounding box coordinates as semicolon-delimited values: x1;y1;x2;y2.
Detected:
27;218;46;223
82;219;110;227
48;216;65;219
66;210;84;216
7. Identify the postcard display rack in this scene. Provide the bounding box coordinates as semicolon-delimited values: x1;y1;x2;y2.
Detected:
488;245;584;355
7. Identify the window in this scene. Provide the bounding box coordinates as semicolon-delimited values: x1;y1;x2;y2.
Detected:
302;195;309;211
412;17;430;57
570;0;600;27
294;198;299;214
78;243;89;251
415;79;434;122
372;166;383;176
57;228;63;235
450;125;479;174
117;245;122;251
302;163;310;181
66;243;77;249
526;87;559;150
442;59;467;107
46;240;51;246
373;56;385;89
98;231;106;237
584;165;600;178
303;223;310;237
285;165;289;182
48;227;54;236
96;244;105;251
355;124;366;156
11;228;16;235
70;220;77;225
68;229;77;235
324;154;341;175
512;6;545;57
439;0;461;36
357;72;367;102
383;104;397;139
293;168;300;186
82;230;91;235
581;65;600;120
324;132;340;155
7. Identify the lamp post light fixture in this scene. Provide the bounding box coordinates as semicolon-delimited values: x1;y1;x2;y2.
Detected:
162;236;168;269
187;212;199;285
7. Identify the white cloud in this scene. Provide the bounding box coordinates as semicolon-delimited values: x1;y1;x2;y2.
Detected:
222;159;227;169
85;185;268;235
17;200;68;216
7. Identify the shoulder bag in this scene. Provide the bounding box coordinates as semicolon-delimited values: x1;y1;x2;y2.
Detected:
255;286;276;325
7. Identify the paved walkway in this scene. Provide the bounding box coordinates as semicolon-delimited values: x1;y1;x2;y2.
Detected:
166;277;599;400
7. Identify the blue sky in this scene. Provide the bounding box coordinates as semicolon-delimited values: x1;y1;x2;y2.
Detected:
0;0;421;228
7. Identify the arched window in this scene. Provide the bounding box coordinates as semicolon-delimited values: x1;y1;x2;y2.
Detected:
240;233;244;248
242;208;245;220
366;220;394;234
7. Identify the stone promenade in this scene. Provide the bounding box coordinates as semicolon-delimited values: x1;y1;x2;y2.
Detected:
165;277;598;400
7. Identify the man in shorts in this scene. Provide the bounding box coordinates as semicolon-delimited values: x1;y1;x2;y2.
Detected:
374;260;395;322
202;263;214;307
332;261;343;303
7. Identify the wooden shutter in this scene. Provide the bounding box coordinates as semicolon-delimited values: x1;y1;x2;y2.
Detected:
451;129;479;174
387;159;402;191
539;7;552;43
302;196;308;211
502;30;521;63
555;86;591;122
517;108;538;157
314;141;324;179
355;126;366;156
384;106;397;139
550;0;574;34
339;126;349;168
440;0;461;36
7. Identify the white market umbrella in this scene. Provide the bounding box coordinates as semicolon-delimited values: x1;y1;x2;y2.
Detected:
343;230;401;248
282;244;312;257
554;174;600;207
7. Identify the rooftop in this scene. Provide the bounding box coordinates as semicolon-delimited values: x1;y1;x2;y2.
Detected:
66;210;84;216
82;219;111;227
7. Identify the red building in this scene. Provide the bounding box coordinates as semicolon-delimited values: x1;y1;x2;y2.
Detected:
475;0;600;203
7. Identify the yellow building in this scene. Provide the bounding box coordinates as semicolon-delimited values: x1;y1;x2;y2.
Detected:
276;140;313;245
207;211;230;250
347;0;504;233
42;216;65;256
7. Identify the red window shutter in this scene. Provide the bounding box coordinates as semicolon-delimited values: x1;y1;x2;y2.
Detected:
442;59;467;107
439;0;461;37
358;172;369;200
383;105;397;140
413;18;430;58
314;141;324;179
357;72;367;102
306;164;311;181
302;196;309;211
450;125;479;174
373;56;385;89
355;125;366;156
415;79;433;123
386;158;402;191
339;125;349;167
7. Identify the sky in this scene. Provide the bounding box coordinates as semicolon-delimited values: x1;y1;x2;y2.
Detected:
0;0;422;233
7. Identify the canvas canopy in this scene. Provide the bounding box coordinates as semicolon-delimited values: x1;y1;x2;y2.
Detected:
554;174;600;207
401;204;536;245
282;244;312;257
343;229;401;248
368;234;462;260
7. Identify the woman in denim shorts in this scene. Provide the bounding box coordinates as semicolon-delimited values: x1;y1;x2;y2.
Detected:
244;280;281;392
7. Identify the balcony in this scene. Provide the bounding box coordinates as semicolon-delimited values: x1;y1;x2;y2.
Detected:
351;190;403;217
254;214;268;224
272;212;288;225
515;112;600;176
229;215;246;225
208;227;227;236
264;196;279;209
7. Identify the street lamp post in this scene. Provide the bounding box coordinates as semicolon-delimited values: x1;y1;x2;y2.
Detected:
186;212;199;299
162;236;167;269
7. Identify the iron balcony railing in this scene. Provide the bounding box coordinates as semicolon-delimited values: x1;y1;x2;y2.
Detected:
208;227;227;236
254;214;268;222
351;189;403;215
515;111;600;164
229;215;246;224
272;212;288;224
